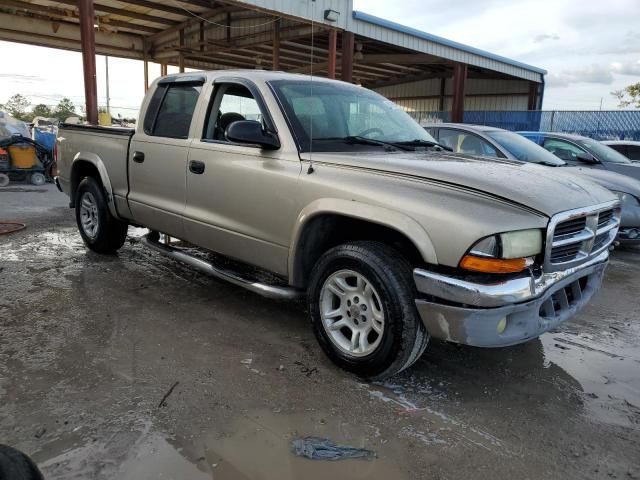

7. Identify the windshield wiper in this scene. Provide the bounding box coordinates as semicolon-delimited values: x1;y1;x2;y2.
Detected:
314;136;412;151
393;139;452;151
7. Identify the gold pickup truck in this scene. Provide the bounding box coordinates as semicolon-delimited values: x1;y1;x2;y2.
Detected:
56;71;620;379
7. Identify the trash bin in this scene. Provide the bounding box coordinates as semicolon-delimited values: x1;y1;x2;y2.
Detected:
8;144;37;169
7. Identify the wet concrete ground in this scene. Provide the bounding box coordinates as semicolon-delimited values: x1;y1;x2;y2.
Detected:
1;184;639;480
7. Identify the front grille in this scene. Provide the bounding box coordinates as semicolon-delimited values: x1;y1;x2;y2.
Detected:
554;217;586;237
539;276;590;318
545;203;620;272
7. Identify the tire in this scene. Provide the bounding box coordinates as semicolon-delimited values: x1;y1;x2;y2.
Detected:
308;241;429;380
30;172;46;186
0;444;44;480
75;176;128;253
0;173;9;187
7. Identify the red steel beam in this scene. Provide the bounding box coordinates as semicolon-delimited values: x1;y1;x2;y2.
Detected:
272;19;280;70
341;31;354;83
78;0;98;124
451;62;467;123
528;81;539;110
327;29;337;79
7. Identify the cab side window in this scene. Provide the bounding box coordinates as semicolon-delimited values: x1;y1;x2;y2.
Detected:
146;83;202;139
543;138;586;162
203;84;261;141
439;129;498;157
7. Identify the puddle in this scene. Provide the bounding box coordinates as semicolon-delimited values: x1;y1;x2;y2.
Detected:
178;409;405;480
38;410;406;480
542;329;640;428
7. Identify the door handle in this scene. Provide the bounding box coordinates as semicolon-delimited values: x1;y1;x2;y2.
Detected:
189;160;205;174
133;151;145;163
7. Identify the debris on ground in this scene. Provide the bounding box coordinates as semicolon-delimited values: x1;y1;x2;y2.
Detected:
294;361;318;377
157;381;179;408
291;437;375;461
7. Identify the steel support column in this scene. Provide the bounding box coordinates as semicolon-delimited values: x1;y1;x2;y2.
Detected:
528;81;539;110
272;19;280;70
341;31;354;83
327;29;337;79
143;40;149;91
179;28;185;72
451;62;467;123
78;0;98;124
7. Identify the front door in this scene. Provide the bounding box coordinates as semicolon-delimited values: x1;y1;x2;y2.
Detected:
183;81;301;277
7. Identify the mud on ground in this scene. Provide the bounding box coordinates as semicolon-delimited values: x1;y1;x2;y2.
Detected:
1;185;639;479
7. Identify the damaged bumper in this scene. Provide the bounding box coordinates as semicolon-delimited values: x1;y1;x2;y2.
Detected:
413;251;609;347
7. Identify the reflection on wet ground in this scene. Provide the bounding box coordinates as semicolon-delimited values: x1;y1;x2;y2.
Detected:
1;186;639;479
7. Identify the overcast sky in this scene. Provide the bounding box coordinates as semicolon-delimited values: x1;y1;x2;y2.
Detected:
1;0;639;117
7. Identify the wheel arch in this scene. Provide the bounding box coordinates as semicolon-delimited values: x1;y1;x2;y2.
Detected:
69;153;121;219
288;199;438;288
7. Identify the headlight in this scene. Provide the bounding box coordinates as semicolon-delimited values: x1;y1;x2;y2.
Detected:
460;229;543;274
612;191;640;206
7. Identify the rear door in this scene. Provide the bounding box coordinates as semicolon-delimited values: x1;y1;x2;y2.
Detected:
128;77;205;237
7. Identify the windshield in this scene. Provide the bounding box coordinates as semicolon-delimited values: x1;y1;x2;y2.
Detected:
576;138;632;164
268;79;437;153
486;130;566;166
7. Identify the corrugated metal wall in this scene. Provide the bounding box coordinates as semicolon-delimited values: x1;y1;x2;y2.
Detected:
375;78;530;113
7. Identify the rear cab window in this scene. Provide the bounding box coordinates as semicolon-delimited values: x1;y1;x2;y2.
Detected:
143;80;203;139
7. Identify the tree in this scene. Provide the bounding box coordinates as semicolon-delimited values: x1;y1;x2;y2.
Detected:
53;97;77;121
612;82;640;108
4;94;30;120
31;103;53;119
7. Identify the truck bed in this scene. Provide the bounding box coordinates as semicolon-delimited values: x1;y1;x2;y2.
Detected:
58;123;135;210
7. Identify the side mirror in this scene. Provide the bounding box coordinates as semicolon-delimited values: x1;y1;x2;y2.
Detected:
226;120;280;150
576;152;598;164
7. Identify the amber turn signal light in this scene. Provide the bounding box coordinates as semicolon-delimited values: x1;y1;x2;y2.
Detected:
459;255;528;274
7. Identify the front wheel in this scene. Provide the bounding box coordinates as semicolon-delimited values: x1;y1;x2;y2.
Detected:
308;241;429;380
75;176;128;253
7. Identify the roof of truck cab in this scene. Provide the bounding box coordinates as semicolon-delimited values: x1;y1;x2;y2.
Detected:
165;70;358;84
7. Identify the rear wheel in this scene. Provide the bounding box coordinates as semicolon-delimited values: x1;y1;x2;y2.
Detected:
308;241;429;380
75;176;128;253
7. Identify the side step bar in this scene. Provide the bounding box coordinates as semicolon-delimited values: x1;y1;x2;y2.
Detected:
140;234;303;301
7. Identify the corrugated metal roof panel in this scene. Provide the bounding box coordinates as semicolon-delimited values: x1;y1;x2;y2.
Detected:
349;10;546;82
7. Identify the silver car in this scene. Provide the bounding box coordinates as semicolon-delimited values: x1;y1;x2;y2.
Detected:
602;140;640;161
424;123;640;244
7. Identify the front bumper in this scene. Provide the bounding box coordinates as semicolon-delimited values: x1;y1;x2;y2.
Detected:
413;251;609;347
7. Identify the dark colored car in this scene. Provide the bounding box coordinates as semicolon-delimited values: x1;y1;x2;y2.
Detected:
602;140;640;161
519;131;640;181
424;124;640;244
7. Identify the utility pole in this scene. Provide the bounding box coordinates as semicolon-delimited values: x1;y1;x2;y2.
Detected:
105;55;110;114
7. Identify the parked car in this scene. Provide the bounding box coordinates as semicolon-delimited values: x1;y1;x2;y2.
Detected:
518;132;640;181
424;124;640;244
56;71;620;379
602;140;640;161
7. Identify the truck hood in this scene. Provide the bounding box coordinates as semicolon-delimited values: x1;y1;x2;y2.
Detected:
565;166;640;198
307;151;616;217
